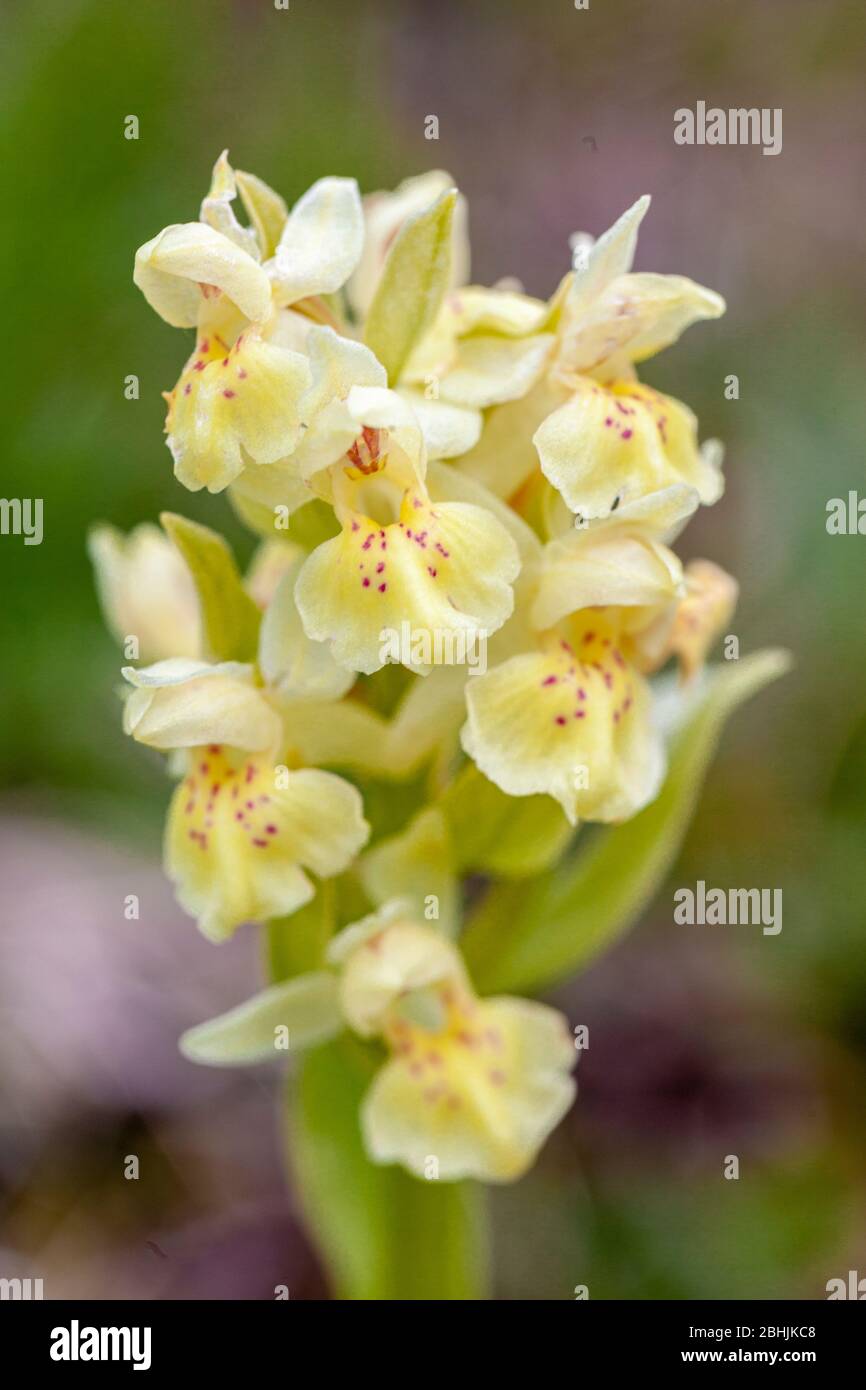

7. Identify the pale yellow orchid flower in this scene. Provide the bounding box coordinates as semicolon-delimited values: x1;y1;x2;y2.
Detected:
120;567;369;942
463;618;665;826
182;901;577;1184
133;152;365;494
332;907;576;1183
532;492;738;685
88;523;200;662
227;324;387;522
88;523;300;661
287;381;521;674
533;380;724;522
460;489;699;824
395;284;556;460
460;195;725;520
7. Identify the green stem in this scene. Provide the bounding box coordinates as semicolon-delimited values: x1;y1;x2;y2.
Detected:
267;887;493;1300
288;1035;491;1300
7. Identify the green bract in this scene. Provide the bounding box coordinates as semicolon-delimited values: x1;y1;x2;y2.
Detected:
364;188;457;384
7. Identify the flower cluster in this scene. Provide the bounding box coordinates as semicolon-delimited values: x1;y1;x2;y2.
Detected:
91;154;735;1184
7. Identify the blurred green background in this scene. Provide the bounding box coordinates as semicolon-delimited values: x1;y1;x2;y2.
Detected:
1;0;865;1299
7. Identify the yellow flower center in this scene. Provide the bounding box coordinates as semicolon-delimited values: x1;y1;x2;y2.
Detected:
180;745;281;854
381;977;509;1110
537;618;634;733
167;329;250;420
598;380;671;445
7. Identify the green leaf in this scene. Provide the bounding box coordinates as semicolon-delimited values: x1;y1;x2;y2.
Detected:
462;650;791;996
179;971;342;1066
290;1034;490;1300
439;762;575;878
161;512;261;662
363;189;456;384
